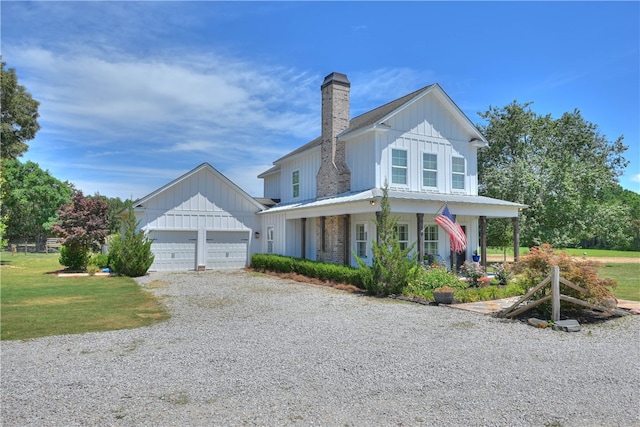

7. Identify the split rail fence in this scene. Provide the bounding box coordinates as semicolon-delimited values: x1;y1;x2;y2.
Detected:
497;266;629;320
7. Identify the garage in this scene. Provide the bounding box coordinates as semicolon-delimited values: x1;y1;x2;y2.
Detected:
206;231;249;269
149;231;197;271
133;163;264;272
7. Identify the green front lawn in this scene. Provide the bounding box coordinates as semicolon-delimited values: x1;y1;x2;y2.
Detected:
1;253;169;340
597;263;640;301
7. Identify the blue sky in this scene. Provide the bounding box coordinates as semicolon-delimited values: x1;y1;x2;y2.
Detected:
2;1;638;200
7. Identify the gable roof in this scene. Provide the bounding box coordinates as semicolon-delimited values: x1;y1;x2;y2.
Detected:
134;162;265;211
266;83;486;170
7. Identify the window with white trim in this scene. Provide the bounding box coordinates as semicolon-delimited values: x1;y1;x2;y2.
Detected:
292;170;300;198
267;226;274;254
424;225;438;256
356;223;368;258
391;149;408;185
422;153;437;188
395;224;409;250
452;157;465;190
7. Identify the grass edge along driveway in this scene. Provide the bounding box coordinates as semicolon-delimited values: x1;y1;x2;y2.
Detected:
1;253;169;341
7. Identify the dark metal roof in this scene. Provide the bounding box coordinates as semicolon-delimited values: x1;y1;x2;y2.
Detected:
269;83;435;166
344;84;435;134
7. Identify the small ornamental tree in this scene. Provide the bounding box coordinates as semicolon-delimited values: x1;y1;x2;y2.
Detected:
511;244;618;312
108;205;154;277
52;191;109;270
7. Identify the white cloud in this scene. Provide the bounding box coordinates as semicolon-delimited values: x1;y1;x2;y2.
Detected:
631;174;640;183
6;42;442;200
9;46;319;142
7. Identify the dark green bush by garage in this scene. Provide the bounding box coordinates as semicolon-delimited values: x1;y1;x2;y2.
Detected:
251;254;366;289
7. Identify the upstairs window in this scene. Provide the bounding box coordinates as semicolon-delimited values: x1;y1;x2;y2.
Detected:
391;149;408;185
422;153;437;188
355;223;368;258
424;225;439;256
292;170;300;198
452;157;465;190
395;224;409;250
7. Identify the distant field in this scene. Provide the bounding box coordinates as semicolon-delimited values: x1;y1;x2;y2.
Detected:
486;247;638;301
1;253;168;340
487;247;640;259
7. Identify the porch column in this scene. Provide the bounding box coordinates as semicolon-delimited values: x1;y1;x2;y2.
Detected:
343;214;350;265
301;218;306;259
480;215;487;268
513;216;520;262
320;216;326;251
416;213;424;264
375;211;381;245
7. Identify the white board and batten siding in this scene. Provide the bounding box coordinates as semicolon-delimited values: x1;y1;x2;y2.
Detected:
134;163;263;272
341;89;481;196
376;94;479;196
277;150;321;204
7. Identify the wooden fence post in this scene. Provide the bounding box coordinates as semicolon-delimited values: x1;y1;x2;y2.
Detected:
552;266;560;322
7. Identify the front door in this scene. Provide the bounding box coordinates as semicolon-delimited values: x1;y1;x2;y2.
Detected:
452;225;467;273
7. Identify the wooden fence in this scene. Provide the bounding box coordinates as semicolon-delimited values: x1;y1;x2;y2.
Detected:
497;266;629;320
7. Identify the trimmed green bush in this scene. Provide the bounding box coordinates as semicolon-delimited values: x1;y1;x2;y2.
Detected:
88;253;109;269
59;245;88;271
411;266;467;291
251;254;367;289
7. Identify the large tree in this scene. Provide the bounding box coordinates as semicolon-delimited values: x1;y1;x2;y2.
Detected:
1;159;74;249
477;101;629;248
89;193;132;234
1;58;40;160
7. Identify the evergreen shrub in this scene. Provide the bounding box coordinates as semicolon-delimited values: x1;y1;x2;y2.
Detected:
108;206;155;277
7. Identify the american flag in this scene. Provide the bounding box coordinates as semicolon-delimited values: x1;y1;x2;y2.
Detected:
435;205;467;253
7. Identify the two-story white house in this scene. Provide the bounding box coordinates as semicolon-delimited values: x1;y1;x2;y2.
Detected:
257;72;525;270
132;72;524;271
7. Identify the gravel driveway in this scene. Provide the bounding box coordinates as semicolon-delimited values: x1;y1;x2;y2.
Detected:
2;270;639;426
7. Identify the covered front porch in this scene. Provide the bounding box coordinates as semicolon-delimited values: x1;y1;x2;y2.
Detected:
260;188;526;269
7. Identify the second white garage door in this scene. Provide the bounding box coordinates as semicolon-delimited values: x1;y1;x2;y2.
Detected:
206;231;249;269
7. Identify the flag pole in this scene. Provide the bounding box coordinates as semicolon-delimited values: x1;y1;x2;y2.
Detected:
435;202;447;217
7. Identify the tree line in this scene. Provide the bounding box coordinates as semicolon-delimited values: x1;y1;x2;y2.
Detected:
1;58;638;253
478;101;639;251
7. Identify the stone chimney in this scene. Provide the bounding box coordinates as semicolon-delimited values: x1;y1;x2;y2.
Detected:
316;72;351;198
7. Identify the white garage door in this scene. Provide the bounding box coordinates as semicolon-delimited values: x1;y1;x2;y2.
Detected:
149;231;197;271
206;231;249;269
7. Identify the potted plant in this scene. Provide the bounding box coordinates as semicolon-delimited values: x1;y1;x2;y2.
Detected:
433;285;455;304
472;249;480;262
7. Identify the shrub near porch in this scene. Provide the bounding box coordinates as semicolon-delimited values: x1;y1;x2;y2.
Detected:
402;266;466;301
402;265;526;303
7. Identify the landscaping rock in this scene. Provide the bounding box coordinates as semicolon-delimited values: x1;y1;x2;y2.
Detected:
552;319;581;332
527;318;548;328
